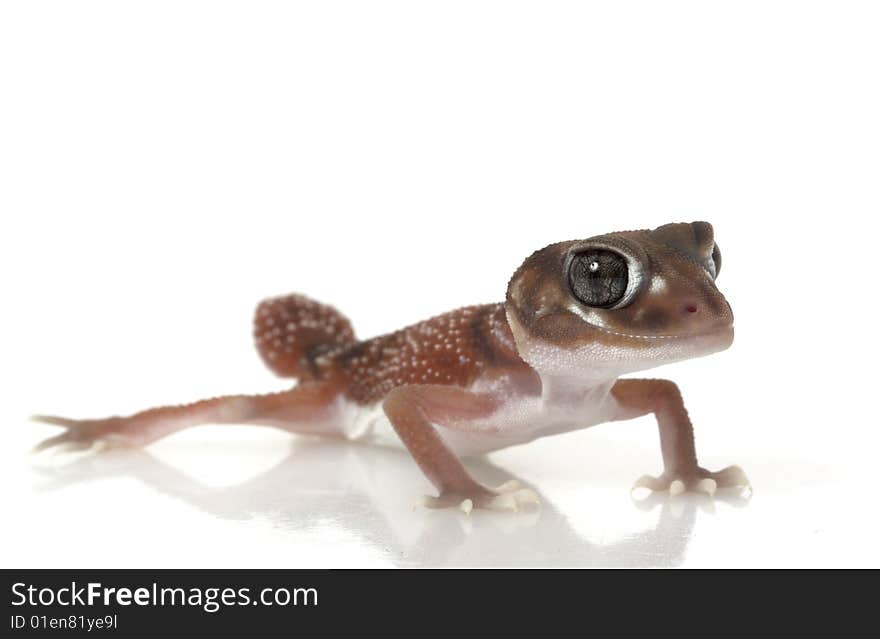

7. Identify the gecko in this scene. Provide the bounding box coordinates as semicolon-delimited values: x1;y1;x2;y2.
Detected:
33;221;749;512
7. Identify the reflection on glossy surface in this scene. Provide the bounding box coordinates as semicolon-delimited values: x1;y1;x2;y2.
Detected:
33;438;748;567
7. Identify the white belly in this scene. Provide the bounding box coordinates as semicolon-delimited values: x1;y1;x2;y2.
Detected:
342;381;622;457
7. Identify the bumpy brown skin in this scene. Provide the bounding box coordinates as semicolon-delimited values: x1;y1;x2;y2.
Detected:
33;221;748;511
255;297;537;404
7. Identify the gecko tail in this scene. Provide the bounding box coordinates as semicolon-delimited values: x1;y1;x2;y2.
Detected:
253;293;356;381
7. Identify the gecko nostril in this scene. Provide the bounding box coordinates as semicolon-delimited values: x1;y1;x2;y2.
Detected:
685;304;699;314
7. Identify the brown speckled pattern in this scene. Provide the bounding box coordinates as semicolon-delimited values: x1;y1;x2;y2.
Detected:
255;297;527;404
331;304;523;404
253;294;356;380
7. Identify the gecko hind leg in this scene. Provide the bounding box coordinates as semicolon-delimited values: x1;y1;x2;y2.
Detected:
383;384;540;513
32;380;345;453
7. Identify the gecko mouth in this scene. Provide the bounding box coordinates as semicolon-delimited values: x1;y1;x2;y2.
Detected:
587;323;735;342
563;301;734;342
586;324;735;366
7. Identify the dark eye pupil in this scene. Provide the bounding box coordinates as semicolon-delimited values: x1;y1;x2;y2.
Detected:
569;249;629;308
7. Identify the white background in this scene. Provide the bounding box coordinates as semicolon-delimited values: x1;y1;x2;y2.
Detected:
1;1;878;567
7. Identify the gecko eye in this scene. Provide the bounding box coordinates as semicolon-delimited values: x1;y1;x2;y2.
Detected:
711;243;722;279
569;249;630;308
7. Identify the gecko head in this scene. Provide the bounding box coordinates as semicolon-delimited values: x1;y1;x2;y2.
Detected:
504;221;734;377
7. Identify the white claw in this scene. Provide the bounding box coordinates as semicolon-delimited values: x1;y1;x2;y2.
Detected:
731;467;751;488
696;478;717;496
514;488;541;506
669;479;686;496
486;493;519;512
92;439;113;452
100;433;132;448
459;499;473;515
495;480;521;492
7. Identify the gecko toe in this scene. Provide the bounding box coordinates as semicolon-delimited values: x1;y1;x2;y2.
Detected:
32;432;73;453
31;415;80;428
633;465;750;498
514;488;541;506
417;484;540;513
484;493;519;511
482;488;540;511
632;474;664;492
695;477;717;496
713;465;751;489
30;414;139;454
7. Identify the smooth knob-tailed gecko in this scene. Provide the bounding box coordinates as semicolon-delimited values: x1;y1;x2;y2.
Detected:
34;221;749;512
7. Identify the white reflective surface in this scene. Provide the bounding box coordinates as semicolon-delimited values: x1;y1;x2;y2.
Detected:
4;419;876;568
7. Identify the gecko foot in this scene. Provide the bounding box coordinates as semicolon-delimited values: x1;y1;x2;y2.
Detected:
632;465;750;498
418;480;541;513
31;415;140;453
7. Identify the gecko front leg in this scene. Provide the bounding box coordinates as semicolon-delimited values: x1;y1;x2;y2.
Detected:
611;378;750;496
383;385;540;513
